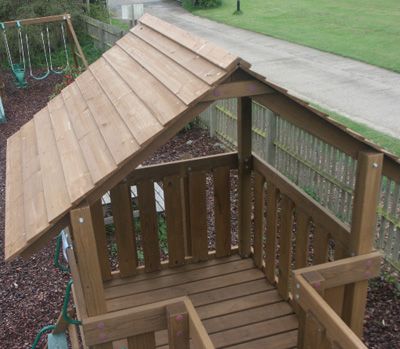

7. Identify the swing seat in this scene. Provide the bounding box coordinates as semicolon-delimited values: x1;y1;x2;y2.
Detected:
0;96;5;123
47;332;68;349
12;63;27;88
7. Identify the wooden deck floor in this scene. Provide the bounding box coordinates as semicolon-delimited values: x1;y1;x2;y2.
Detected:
103;255;298;349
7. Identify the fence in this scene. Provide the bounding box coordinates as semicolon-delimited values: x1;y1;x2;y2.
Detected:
81;15;127;50
199;99;400;269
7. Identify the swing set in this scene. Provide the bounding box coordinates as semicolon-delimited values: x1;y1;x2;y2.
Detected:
0;14;88;89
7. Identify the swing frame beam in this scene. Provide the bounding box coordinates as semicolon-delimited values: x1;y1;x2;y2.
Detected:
2;14;88;69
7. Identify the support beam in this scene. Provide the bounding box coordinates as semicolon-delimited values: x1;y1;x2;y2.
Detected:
342;151;383;337
237;96;252;257
202;80;274;101
70;205;108;317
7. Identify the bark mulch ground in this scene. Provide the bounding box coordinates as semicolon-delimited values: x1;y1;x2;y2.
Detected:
0;70;399;349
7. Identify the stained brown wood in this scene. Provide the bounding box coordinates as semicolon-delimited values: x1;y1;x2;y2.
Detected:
128;152;237;183
295;209;310;269
188;171;208;262
128;333;156;349
48;96;94;203
118;33;210;106
253;155;350;247
253;172;265;268
61;83;116;185
265;181;278;284
342;152;383;337
303;311;324;349
139;14;239;70
132;24;225;85
70;206;108;317
110;182;137;277
253;93;399;182
20;121;48;242
5;132;26;260
90;200;112;281
164;175;186;267
167;302;190;349
277;195;293;300
293;275;367;349
103;45;186;126
313;225;329;265
202;80;274;101
237;96;252;257
34;108;70;223
137;180;161;272
213;167;231;258
90;58;163;145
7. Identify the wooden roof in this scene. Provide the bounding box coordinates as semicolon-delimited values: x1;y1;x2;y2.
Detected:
5;14;251;261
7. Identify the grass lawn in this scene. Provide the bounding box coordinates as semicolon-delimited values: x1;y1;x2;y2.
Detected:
313;104;400;157
189;0;400;72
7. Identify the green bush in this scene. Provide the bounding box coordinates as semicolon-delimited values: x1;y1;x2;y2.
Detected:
182;0;221;10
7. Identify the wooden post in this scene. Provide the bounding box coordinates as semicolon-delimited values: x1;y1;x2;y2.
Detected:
70;205;112;349
342;151;383;337
167;302;190;349
237;96;252;257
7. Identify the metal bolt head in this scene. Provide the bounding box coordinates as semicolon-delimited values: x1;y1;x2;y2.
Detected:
295;294;300;300
79;217;84;224
296;283;300;289
372;163;379;168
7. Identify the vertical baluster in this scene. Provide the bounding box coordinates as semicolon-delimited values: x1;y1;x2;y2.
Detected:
110;182;137;277
137;179;160;272
213;167;232;258
90;199;112;281
253;172;265;268
295;209;310;269
164;175;185;267
189;171;208;262
278;194;294;300
265;182;278;284
313;224;329;265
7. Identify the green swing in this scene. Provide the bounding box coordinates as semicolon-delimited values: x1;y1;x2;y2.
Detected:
0;21;27;89
0;96;5;123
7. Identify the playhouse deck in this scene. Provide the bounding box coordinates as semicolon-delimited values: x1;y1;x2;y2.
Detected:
104;255;298;349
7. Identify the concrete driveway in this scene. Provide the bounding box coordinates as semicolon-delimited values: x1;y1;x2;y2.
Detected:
109;0;400;138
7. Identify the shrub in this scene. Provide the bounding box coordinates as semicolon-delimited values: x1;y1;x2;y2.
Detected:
182;0;222;10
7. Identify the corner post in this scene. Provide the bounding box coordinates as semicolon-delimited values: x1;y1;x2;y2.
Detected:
70;204;108;318
342;151;383;337
237;96;252;257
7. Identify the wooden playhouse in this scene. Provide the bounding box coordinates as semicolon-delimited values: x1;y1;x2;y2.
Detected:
5;13;398;349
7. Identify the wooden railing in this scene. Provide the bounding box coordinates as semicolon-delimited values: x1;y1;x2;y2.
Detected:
95;152;238;280
292;252;381;349
82;297;214;349
252;154;351;300
251;150;383;339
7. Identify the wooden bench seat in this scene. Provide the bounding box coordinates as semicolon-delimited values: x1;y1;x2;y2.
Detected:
104;255;298;349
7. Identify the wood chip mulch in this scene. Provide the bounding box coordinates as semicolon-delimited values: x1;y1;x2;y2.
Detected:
0;70;399;349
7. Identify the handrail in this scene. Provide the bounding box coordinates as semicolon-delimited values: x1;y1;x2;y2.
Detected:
82;297;215;348
127;151;238;183
252;153;350;247
292;252;382;349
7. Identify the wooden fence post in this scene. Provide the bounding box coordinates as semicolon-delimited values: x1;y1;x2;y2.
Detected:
167;302;190;349
342;151;383;337
237;96;252;257
70;204;112;349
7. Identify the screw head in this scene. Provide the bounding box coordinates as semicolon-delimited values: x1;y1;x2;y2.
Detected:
295;294;300;300
372;163;379;168
79;217;84;224
296;283;300;289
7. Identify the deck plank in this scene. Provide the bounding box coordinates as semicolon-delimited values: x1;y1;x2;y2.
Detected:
105;257;297;349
